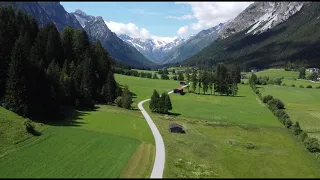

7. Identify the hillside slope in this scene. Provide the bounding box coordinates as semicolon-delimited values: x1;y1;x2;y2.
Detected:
72;10;155;68
183;2;320;69
160;23;225;64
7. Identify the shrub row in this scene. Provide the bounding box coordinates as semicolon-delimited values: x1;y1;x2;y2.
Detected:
114;68;159;79
249;76;320;153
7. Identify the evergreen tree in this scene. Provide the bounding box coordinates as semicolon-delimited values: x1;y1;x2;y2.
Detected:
298;68;306;79
61;26;75;64
121;85;133;109
191;69;198;93
101;81;113;104
4;35;29;117
198;70;203;94
202;71;210;94
152;73;159;79
149;89;160;113
115;83;123;98
165;93;172;111
209;72;215;95
160;92;168;114
178;72;184;81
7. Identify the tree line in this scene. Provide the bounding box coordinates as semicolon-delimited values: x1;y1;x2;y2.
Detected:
189;63;241;96
249;74;320;153
0;6;120;122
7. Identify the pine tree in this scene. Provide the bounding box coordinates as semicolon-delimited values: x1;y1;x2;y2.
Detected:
152;73;159;79
191;69;198;93
61;26;75;64
101;81;113;104
121;85;133;109
292;121;302;135
178;72;184;81
165;93;172;111
4;35;29;117
149;90;160;113
159;92;168;114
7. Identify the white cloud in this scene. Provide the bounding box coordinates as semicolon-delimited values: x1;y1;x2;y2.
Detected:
105;21;151;39
105;21;178;42
177;25;189;35
167;14;194;20
176;2;253;30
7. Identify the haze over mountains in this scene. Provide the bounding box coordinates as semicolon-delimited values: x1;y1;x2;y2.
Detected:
1;1;319;69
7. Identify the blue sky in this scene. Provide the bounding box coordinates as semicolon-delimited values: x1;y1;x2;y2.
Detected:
61;2;252;40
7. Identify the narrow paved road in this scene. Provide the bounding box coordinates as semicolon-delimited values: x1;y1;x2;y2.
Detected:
137;84;189;178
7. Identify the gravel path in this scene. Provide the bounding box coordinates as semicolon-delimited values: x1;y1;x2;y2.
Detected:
137;84;189;178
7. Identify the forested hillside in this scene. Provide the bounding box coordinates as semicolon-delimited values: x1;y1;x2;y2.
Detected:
0;6;119;122
183;2;320;69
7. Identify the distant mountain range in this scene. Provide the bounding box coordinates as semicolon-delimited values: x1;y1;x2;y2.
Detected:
118;34;186;64
183;2;320;69
0;2;155;68
118;23;225;65
2;1;318;69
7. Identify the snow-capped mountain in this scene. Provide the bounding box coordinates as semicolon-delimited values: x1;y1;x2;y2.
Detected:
219;2;305;38
118;35;186;63
159;22;225;64
72;10;155;68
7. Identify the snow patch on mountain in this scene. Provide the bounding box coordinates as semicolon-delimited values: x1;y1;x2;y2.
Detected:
219;2;305;38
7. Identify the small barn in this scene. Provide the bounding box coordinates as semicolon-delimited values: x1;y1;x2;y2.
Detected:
173;87;184;94
169;122;185;133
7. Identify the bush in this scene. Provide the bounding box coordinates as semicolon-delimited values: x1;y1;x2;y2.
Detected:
262;95;273;103
299;131;308;142
282;83;286;86
241;81;244;84
316;86;320;89
304;137;320;153
115;96;123;107
284;118;293;129
292;121;302;135
299;85;304;88
24;120;35;135
267;98;285;109
306;85;312;88
291;84;295;87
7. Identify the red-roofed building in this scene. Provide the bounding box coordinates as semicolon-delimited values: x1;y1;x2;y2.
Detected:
173;86;184;94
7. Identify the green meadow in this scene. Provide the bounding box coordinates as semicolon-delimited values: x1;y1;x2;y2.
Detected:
0;104;155;178
115;73;320;178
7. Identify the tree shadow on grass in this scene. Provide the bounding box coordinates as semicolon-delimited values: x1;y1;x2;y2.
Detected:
42;106;99;127
168;112;181;117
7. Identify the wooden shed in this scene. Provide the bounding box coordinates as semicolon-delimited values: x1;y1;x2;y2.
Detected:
169;122;185;133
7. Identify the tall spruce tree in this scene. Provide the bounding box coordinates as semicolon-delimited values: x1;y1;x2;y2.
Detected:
149;89;160;113
160;92;168;114
4;35;29;117
191;69;197;93
165;93;172;111
121;85;133;109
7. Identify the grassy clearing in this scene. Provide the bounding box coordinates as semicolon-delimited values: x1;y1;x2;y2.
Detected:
259;85;320;134
115;73;180;106
147;112;320;178
0;104;154;178
116;74;320;177
169;85;280;127
0;126;139;178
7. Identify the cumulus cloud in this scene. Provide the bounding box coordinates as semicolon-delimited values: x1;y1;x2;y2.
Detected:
176;2;253;30
105;21;178;42
177;25;189;35
105;21;151;39
166;14;194;20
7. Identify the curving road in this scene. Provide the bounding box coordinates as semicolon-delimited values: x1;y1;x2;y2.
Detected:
137;84;189;178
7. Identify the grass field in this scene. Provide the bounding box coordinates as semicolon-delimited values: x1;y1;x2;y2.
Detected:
247;69;318;88
169;85;281;127
115;74;320;178
259;85;320;140
0;104;155;178
115;74;181;106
